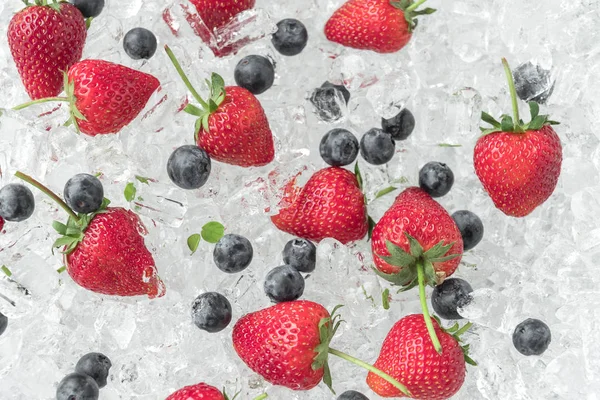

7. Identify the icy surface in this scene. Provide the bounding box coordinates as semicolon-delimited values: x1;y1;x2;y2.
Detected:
0;0;599;399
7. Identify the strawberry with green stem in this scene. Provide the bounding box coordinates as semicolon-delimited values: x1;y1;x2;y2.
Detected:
14;171;165;298
164;45;274;167
166;382;267;400
475;58;562;217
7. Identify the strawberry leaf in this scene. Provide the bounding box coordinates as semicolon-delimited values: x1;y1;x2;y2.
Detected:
500;115;514;132
201;221;225;243
52;221;67;235
85;17;93;30
481;111;501;128
384;240;415;266
367;215;376;241
313;305;344;394
354;162;363;191
528;101;539;119
405;233;423;258
135;175;152;185
374;186;397;200
184;103;205;117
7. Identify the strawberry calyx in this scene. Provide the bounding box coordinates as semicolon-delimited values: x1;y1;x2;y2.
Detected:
433;316;477;366
391;0;436;32
164;45;226;142
223;388;268;400
22;0;62;12
480;58;560;136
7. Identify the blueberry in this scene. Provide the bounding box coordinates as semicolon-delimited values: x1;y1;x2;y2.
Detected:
167;145;212;190
512;318;552;356
381;108;415;141
337;390;370;400
213;234;253;273
75;353;112;388
513;62;555;105
310;81;350;122
69;0;105;18
123;28;158;60
264;265;305;303
418;162;454;197
359;128;395;165
0;184;35;222
234;55;275;95
271;18;308;56
319;128;359;167
431;278;473;320
282;238;316;273
0;311;7;337
451;210;484;251
191;292;232;333
64;174;104;214
56;373;99;400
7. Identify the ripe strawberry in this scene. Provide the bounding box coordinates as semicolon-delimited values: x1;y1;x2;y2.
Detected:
8;0;87;100
166;382;225;400
367;314;474;399
13;60;161;136
190;0;255;33
324;0;435;53
474;59;562;217
165;46;274;167
271;167;368;244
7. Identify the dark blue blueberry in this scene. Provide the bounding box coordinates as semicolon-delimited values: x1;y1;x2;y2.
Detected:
381;108;415;141
310;81;350;122
123;28;158;60
0;311;7;337
264;265;305;303
271;19;308;56
513;62;555;105
418;162;454;198
191;292;232;333
167;145;212;190
56;373;99;400
282;238;316;273
64;174;104;214
359;128;395;165
75;353;112;388
513;318;551;356
319;128;359;167
452;210;484;251
213;234;253;273
338;390;370;400
234;55;275;95
431;278;473;320
0;184;35;222
70;0;105;18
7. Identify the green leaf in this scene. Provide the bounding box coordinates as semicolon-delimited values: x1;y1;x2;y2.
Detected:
52;221;67;235
382;288;390;310
547;120;560;125
135;175;151;185
184;103;205;117
322;361;334;394
528;101;539;119
1;265;12;277
124;182;136;202
187;233;201;255
481;111;501;127
423;260;438;285
527;115;547;130
201;113;210;132
429;253;461;263
354;162;363;191
438;143;462;148
208;99;219;113
211;73;225;98
194;118;203;141
405;233;423;257
396;277;419;292
52;236;78;249
375;186;397;199
384;240;416;266
201;221;225;243
423;241;454;260
56;266;66;274
412;7;436;15
500;115;514;131
85;17;93;29
367;215;376;241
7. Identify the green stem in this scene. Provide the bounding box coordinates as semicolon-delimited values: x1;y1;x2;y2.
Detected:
164;45;209;109
417;260;442;354
454;321;473;337
252;395;268;400
14;171;79;222
328;348;411;397
502;58;521;131
406;0;427;12
12;97;69;111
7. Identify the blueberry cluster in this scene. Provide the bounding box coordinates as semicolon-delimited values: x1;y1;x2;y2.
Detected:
56;353;112;400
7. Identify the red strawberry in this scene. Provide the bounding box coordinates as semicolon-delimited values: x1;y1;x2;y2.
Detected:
474;59;562;217
8;0;87;100
165;46;274;167
271;167;368;244
13;60;161;136
166;382;224;400
324;0;435;54
0;216;4;232
190;0;255;33
367;314;472;399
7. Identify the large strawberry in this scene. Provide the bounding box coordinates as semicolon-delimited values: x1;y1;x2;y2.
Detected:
270;167;368;244
189;0;255;33
15;171;165;298
13;60;161;136
8;0;87;100
165;46;274;167
232;301;411;395
475;59;562;217
367;314;475;399
371;187;463;352
324;0;435;53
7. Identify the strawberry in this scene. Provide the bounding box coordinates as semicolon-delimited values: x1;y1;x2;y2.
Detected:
324;0;435;54
475;59;562;217
189;0;255;33
13;60;160;136
165;46;274;167
0;216;4;232
8;0;87;100
270;166;368;244
15;172;165;299
367;314;474;399
166;382;225;400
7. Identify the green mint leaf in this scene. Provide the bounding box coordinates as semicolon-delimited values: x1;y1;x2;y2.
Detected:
201;221;225;243
124;182;136;202
382;288;390;310
1;265;12;277
375;186;397;200
187;233;201;255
